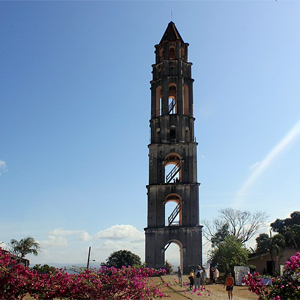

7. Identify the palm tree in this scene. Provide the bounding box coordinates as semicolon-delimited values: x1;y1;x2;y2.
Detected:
10;236;40;258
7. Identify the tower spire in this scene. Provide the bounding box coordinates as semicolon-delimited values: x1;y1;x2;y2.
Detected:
159;21;184;44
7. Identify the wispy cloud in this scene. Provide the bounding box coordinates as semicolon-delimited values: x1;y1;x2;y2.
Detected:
0;160;7;175
234;120;300;208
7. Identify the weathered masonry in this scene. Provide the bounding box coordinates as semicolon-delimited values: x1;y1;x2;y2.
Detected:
145;22;202;274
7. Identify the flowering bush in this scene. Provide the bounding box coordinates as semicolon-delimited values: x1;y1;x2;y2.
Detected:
243;252;300;300
0;248;167;299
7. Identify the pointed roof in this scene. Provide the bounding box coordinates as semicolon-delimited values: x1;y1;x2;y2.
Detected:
159;21;184;44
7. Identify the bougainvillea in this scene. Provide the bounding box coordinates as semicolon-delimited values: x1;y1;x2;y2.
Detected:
243;252;300;300
0;247;167;299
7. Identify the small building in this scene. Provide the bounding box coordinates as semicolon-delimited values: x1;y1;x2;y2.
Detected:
248;248;297;276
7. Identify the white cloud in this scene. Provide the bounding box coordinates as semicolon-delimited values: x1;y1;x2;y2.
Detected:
40;235;68;248
32;225;145;266
0;160;7;175
49;228;92;241
94;225;144;241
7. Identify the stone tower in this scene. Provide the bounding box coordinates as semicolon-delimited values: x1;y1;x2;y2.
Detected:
145;22;202;274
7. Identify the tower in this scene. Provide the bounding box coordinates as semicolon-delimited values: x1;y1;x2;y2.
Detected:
145;22;202;274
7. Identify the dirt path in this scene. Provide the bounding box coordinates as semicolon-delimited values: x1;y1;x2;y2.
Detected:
150;275;258;300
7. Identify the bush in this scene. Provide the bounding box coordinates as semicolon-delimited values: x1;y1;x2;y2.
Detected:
0;247;167;299
243;252;300;300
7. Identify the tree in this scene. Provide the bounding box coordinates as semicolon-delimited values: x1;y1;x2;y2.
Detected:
164;260;173;274
211;223;230;248
102;250;141;268
271;211;300;250
9;236;40;258
203;208;268;244
255;233;285;275
209;235;249;276
32;264;57;274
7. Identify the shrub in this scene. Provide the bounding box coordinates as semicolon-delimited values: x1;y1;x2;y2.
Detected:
243;252;300;300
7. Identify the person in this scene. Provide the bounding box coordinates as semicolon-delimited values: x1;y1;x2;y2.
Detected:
210;267;214;284
213;267;219;284
188;269;194;290
224;273;234;300
177;266;182;286
194;265;202;290
200;266;206;289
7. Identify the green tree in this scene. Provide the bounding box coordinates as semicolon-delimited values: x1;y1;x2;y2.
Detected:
32;264;57;274
255;233;285;275
10;236;40;258
271;211;300;250
209;235;249;276
211;223;230;248
102;250;141;268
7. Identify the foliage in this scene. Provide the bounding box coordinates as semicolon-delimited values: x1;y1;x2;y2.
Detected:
9;236;40;258
255;233;285;275
31;264;57;274
164;261;173;274
203;208;268;244
211;223;230;248
0;247;166;299
243;252;300;300
102;250;142;268
271;211;300;250
209;235;249;275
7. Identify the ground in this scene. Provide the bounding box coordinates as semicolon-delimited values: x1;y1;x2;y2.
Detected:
23;274;258;299
150;275;258;300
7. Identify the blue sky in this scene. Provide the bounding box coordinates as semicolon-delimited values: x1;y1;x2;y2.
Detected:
1;1;300;268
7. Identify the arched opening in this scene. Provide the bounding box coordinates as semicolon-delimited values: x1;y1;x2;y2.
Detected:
169;47;175;60
180;47;185;60
168;84;177;114
183;85;189;115
160;48;164;61
170;125;176;142
164;240;183;274
185;127;190;143
164;153;181;183
155;128;160;143
164;194;182;226
156;86;162;116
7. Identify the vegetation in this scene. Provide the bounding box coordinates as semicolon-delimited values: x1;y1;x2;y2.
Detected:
9;236;40;258
209;235;249;275
0;247;166;299
243;252;300;300
101;249;142;268
203;208;268;244
271;211;300;250
31;264;57;274
255;233;286;275
164;261;173;274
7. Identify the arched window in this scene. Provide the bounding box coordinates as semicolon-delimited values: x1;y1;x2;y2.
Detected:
183;85;189;115
185;127;190;142
169;47;175;60
156;86;162;116
168;85;177;114
160;48;164;60
164;194;182;226
170;125;176;142
164;153;181;183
